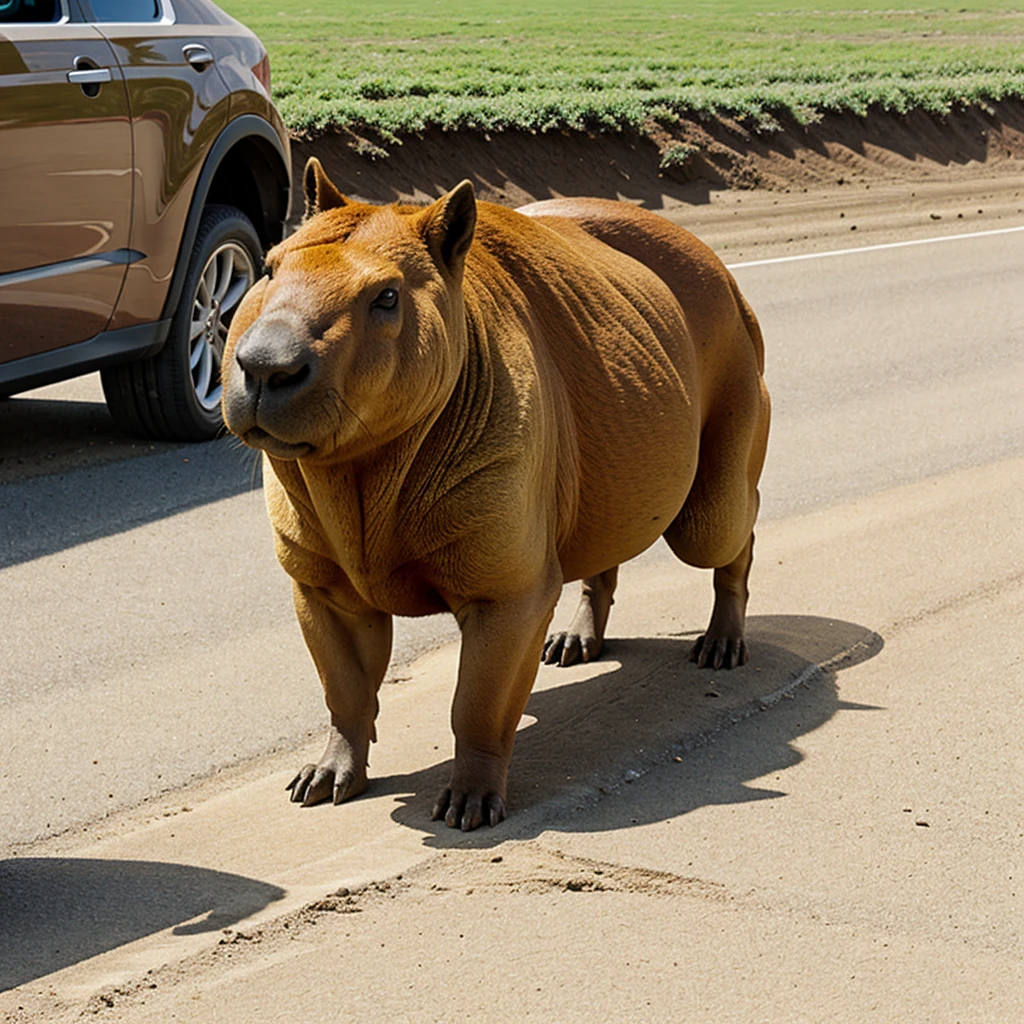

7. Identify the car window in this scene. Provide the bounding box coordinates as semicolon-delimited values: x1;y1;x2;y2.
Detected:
89;0;160;21
0;0;61;23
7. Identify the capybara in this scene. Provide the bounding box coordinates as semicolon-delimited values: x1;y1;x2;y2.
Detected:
221;159;769;830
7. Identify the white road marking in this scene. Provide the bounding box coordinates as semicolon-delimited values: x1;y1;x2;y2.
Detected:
726;223;1024;269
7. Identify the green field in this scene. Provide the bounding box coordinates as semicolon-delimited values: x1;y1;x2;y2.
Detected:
220;0;1024;138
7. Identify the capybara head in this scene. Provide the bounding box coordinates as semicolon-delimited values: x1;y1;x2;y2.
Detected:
222;158;477;461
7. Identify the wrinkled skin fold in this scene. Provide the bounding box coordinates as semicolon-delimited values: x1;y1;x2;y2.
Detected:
221;158;770;830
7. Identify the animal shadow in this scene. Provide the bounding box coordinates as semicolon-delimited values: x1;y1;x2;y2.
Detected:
382;614;883;844
0;858;284;992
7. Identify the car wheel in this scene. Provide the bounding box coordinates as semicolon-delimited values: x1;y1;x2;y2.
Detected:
102;204;261;442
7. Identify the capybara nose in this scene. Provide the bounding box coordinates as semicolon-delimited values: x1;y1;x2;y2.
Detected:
260;356;310;391
234;329;312;391
267;363;310;390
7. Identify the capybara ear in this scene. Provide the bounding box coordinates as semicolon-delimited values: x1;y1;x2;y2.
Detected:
420;180;477;276
303;157;349;218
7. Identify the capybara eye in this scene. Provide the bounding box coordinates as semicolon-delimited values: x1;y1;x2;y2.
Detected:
373;287;399;310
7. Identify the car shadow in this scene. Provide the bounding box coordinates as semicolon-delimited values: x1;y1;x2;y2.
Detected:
0;433;262;570
0;389;182;485
376;614;883;845
0;858;285;992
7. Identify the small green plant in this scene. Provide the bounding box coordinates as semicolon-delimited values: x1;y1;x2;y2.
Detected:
659;142;698;170
348;137;390;160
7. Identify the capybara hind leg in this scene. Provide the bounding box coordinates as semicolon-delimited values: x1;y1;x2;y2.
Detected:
543;566;618;667
690;532;754;670
287;581;393;807
664;466;761;672
434;575;560;830
665;363;768;669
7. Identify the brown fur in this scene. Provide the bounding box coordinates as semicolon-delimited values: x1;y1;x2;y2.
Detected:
221;159;770;830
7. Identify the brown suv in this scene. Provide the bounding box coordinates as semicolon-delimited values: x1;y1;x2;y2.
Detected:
0;0;290;440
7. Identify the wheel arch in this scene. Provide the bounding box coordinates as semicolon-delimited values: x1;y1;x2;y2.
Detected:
160;114;291;323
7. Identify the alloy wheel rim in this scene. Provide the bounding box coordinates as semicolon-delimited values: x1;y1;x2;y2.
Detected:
188;241;256;413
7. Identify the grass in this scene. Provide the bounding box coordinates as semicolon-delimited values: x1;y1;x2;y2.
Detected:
220;0;1024;138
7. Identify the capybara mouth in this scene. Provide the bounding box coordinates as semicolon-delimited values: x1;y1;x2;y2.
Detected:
242;426;314;460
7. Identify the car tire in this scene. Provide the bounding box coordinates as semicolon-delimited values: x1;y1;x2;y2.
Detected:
102;204;261;442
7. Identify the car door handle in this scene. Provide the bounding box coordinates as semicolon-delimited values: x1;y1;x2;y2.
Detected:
67;67;112;84
182;43;215;70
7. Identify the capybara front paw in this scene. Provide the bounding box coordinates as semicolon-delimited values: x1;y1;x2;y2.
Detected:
287;728;369;806
287;763;366;806
431;787;507;831
543;629;601;667
690;633;748;671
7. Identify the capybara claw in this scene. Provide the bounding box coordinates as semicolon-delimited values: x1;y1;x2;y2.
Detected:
287;764;317;803
288;761;364;807
431;788;451;822
432;787;506;831
542;633;565;664
488;796;506;828
333;770;357;804
543;631;593;667
691;634;748;671
301;766;336;807
560;634;582;666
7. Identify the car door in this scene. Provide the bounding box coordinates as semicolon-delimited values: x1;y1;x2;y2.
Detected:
83;0;229;331
0;0;134;364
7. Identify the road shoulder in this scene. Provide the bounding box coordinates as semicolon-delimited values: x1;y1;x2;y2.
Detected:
4;454;1022;1021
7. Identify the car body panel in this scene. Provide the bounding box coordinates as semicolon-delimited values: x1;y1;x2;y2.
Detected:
0;0;291;418
96;24;234;329
156;113;289;321
0;19;134;360
93;18;234;329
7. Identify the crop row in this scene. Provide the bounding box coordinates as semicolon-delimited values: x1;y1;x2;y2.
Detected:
223;0;1024;137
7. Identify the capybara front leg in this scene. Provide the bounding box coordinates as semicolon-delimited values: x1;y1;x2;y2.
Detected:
287;580;393;806
691;533;754;670
434;580;560;830
543;565;618;667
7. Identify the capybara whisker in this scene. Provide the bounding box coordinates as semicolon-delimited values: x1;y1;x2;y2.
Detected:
331;389;374;441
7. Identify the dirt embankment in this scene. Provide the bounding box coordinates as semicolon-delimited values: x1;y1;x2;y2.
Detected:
291;98;1024;213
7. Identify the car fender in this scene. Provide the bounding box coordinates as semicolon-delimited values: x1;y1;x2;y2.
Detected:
160;113;291;323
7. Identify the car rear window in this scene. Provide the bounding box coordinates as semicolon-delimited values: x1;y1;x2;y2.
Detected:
170;0;231;24
0;0;61;22
89;0;160;21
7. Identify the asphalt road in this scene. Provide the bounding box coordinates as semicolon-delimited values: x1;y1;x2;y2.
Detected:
1;219;1022;855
